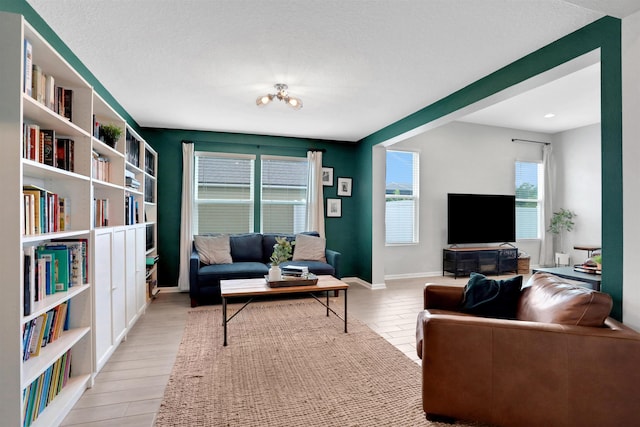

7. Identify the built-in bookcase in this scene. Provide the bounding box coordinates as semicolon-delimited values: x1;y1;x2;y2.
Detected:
0;12;158;427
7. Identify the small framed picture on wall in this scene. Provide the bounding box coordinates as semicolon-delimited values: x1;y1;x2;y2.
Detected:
326;198;342;217
322;167;334;186
337;177;352;197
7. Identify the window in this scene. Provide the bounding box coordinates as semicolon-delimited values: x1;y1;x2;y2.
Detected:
385;150;419;244
261;156;309;233
515;161;543;239
194;152;255;234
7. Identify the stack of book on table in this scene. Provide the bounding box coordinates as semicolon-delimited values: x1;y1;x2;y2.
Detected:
281;265;309;278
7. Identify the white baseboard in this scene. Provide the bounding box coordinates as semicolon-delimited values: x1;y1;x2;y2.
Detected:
341;276;386;290
156;286;181;293
384;271;443;280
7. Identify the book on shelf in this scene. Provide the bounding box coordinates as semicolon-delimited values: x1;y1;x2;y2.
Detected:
23;185;70;234
41;129;55;167
55;138;74;172
94;198;109;227
31;64;44;104
23;252;31;316
23;38;32;96
37;246;70;293
22;349;72;427
45;75;55;111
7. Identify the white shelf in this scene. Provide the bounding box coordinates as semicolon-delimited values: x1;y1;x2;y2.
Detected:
23;159;90;182
22;230;91;245
22;327;91;387
29;374;92;427
23;284;91;323
23;95;89;139
92;137;124;159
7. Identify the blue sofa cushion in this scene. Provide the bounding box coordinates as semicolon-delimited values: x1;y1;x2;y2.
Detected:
199;262;269;282
230;233;263;262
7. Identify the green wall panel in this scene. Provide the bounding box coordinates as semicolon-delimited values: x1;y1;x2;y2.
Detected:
141;128;360;286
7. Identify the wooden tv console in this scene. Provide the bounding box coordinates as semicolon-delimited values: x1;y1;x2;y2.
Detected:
443;246;518;278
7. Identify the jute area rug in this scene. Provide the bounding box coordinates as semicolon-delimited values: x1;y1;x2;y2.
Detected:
155;298;479;427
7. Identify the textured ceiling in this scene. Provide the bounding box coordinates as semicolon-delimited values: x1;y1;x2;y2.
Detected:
26;1;640;142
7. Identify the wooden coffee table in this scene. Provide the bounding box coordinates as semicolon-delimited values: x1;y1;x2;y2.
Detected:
220;275;349;346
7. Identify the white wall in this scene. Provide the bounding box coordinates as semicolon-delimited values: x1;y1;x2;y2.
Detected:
622;10;640;330
384;121;546;278
552;123;601;265
383;120;601;280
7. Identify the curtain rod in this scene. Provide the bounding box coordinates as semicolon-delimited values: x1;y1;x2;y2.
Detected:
512;138;550;146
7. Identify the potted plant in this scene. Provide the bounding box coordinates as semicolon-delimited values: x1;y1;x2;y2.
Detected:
99;124;123;148
591;254;602;271
269;236;295;281
548;208;576;265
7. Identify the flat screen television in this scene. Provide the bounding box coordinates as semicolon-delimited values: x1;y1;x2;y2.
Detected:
447;193;516;245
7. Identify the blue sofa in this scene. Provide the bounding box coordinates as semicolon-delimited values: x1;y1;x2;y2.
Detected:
189;232;341;307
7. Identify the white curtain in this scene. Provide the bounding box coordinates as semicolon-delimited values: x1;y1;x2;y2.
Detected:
306;150;325;237
539;144;555;266
177;142;194;291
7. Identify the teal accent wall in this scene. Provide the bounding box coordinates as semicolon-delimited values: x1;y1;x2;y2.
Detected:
140;128;360;286
357;16;623;319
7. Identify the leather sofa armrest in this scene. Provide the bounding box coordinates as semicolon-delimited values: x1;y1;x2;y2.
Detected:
325;249;341;278
423;283;464;310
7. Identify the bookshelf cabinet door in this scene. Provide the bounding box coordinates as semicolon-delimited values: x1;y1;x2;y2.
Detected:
93;230;113;371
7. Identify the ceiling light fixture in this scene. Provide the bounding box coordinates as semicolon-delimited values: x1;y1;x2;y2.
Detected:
544;113;555;118
256;83;303;110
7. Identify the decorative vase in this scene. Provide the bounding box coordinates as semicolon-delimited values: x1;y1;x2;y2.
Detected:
268;265;281;281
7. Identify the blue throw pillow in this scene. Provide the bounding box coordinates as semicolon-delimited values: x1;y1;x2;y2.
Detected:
461;273;523;319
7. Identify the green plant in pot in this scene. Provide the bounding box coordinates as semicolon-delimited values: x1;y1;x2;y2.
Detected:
269;237;295;281
591;254;602;270
548;208;576;264
99;124;123;148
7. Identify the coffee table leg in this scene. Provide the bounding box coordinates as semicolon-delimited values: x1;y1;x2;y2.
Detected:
344;289;348;333
223;296;228;346
326;291;330;316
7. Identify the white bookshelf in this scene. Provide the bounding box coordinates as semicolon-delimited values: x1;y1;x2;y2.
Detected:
0;12;93;427
0;11;157;427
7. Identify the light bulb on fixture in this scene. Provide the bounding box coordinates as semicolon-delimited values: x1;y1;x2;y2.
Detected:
256;83;303;110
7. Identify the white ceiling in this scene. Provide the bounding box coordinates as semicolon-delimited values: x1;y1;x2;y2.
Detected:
26;1;640;142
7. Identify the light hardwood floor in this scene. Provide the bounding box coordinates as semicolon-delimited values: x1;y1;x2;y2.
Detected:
60;275;482;426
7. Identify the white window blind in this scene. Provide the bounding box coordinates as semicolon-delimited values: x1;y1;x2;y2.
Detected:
386;150;419;244
515;161;543;239
261;156;309;233
194;152;255;234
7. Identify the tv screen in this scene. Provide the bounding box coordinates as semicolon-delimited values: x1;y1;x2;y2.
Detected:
447;193;516;245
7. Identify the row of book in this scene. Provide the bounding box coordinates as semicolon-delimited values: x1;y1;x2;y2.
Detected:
23;185;70;235
24;39;73;121
91;150;112;182
125;129;140;167
125;195;140;226
23;240;88;316
22;302;69;361
22;349;72;427
23;124;75;172
144;147;155;176
144;175;155;203
94;198;110;227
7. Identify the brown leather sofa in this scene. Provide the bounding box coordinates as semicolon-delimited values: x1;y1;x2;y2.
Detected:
415;272;640;427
